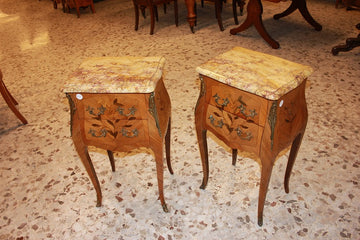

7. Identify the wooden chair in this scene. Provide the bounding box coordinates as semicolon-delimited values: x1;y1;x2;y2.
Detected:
64;0;95;18
133;0;178;34
0;70;28;125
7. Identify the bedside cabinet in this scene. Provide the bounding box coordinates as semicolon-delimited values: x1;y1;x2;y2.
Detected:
64;56;173;212
195;47;313;226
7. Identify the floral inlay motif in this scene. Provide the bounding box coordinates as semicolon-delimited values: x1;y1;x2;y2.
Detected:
86;98;139;139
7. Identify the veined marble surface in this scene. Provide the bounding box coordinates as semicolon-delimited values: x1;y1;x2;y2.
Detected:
0;0;359;239
196;47;313;100
64;56;166;93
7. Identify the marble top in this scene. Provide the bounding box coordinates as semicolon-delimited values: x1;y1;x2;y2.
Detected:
196;47;313;100
64;56;166;93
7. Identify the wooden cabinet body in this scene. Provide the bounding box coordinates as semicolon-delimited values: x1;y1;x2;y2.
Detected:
66;78;172;211
195;75;308;226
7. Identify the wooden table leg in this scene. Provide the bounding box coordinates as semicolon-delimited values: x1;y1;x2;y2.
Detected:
165;120;174;174
273;0;322;31
195;79;210;189
230;0;280;49
150;134;168;212
257;155;275;226
284;132;305;193
198;129;209;189
67;94;102;207
185;0;196;32
107;150;116;172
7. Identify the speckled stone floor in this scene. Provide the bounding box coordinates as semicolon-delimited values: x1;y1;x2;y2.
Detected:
0;0;359;239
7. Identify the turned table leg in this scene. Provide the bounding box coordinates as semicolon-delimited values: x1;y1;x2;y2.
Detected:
184;0;196;32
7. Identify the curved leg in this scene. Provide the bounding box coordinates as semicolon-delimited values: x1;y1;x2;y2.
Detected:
258;157;274;226
232;148;237;166
199;129;209;189
67;94;102;207
230;0;279;49
284;132;304;193
253;14;280;49
0;77;28;125
273;0;322;31
165;118;173;174
152;142;168;212
273;1;297;19
107;150;115;172
73;138;102;207
229;5;253;34
298;0;322;31
195;77;209;189
77;146;102;207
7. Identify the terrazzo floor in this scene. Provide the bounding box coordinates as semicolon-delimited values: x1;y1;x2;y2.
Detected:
0;0;359;239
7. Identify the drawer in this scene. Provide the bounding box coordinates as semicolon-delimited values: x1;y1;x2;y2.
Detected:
83;119;149;148
205;105;263;152
73;93;148;121
208;85;267;127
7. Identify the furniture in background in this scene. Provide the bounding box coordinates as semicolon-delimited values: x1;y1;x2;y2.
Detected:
335;0;360;9
194;47;313;226
229;0;322;48
64;0;95;17
0;69;28;125
332;23;360;55
132;0;178;34
199;0;226;31
197;0;246;31
233;0;246;25
53;0;65;10
64;56;173;211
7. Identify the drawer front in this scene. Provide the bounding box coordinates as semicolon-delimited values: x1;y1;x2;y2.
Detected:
75;93;148;121
84;119;149;147
205;105;262;152
209;85;267;126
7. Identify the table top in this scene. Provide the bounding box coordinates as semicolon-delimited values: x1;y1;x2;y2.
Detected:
64;56;166;94
196;47;313;100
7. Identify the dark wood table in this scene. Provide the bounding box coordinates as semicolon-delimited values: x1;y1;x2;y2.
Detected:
230;0;322;48
184;0;322;48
